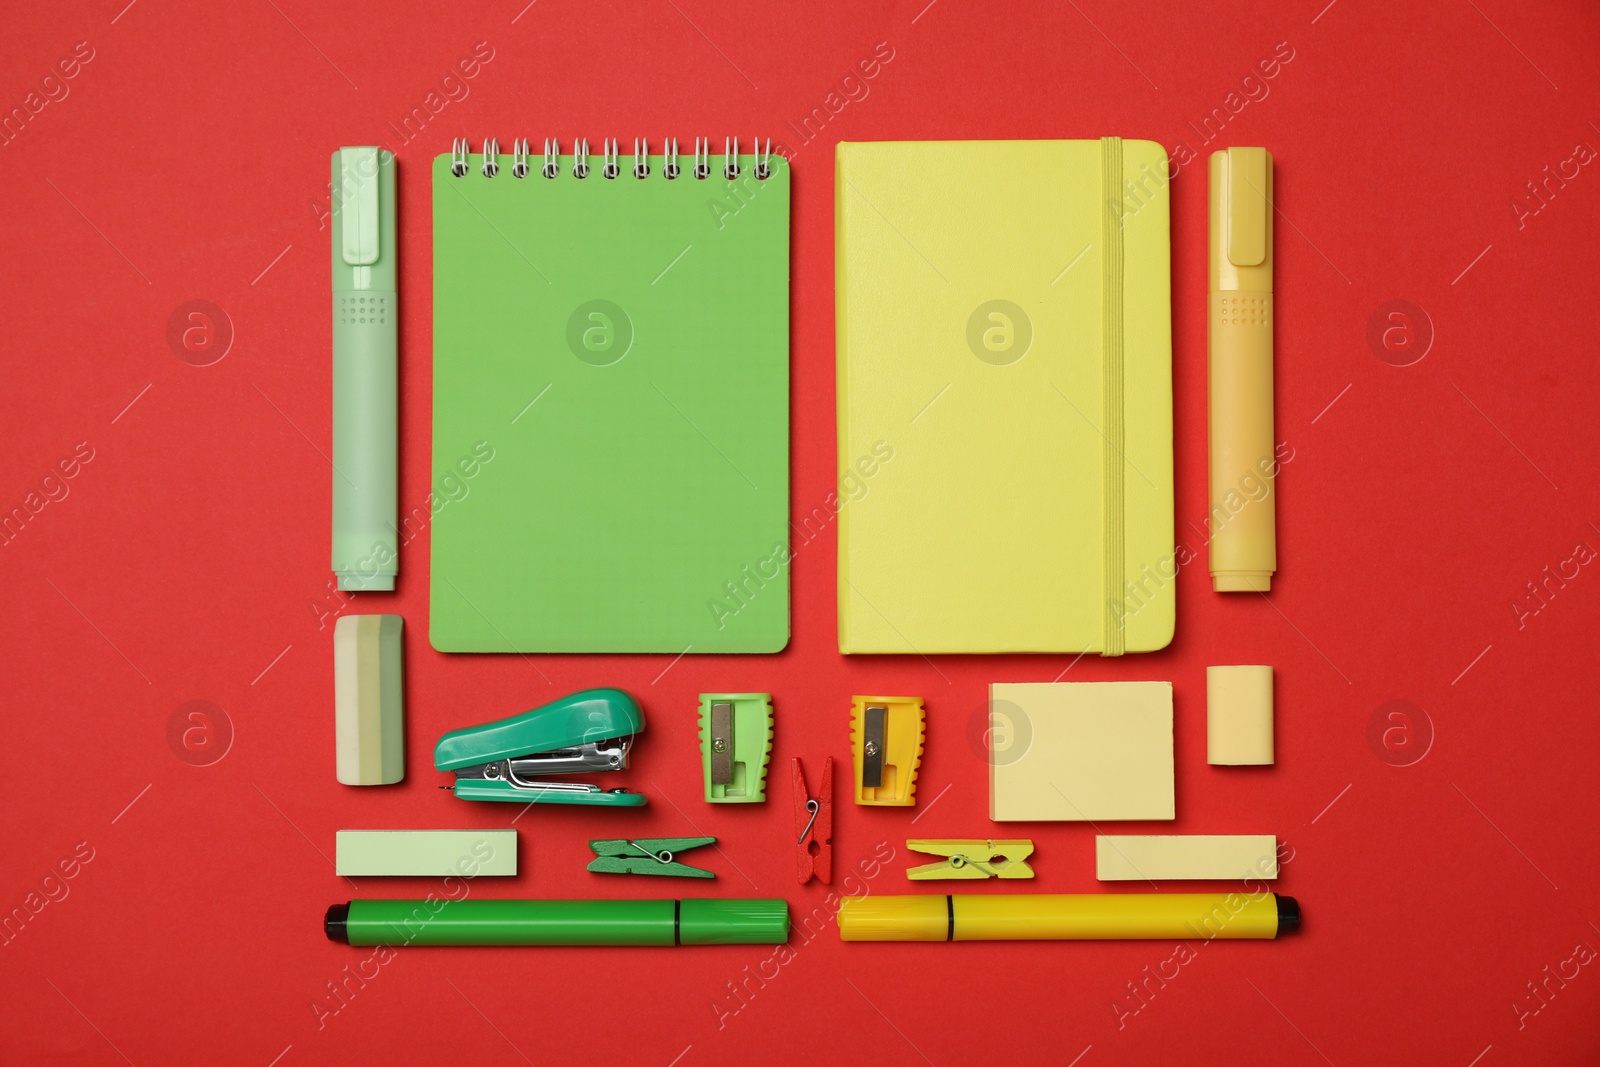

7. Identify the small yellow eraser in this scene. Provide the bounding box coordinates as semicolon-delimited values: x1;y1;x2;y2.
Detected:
1096;835;1278;881
1207;665;1274;765
334;614;405;785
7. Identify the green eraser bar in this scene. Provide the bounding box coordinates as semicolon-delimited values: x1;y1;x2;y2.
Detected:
334;615;404;785
335;830;516;877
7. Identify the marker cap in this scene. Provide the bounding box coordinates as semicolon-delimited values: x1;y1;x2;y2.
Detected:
1209;147;1274;293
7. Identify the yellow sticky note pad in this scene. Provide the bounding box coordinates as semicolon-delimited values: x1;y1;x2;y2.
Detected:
989;682;1174;821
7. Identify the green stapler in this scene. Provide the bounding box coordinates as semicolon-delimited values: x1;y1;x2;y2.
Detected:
434;688;648;807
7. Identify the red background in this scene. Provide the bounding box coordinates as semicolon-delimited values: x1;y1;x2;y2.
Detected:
5;1;1600;1063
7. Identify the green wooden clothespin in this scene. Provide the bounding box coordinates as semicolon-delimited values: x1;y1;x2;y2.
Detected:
587;838;717;878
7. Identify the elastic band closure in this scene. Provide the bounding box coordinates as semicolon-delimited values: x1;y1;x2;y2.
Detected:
1100;136;1126;656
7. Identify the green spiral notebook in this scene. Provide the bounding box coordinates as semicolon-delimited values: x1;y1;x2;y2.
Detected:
430;140;790;653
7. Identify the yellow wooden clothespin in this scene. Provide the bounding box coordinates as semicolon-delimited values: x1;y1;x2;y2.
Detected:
906;839;1035;880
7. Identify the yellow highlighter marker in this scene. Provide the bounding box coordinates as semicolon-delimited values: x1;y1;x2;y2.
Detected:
1208;147;1278;593
838;892;1298;941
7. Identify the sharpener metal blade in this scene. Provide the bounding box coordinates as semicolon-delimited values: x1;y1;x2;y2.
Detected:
862;705;887;788
710;701;734;785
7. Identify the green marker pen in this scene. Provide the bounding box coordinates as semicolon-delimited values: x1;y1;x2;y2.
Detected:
324;898;790;947
331;147;398;591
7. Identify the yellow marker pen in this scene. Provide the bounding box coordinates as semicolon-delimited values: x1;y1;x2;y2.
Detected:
1208;147;1277;593
838;892;1298;941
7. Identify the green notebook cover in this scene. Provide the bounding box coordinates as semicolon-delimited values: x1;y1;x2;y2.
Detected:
430;147;791;652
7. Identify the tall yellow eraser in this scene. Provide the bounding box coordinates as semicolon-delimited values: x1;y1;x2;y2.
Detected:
334;614;405;785
1206;665;1273;765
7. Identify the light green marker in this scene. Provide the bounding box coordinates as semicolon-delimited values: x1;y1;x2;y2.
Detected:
331;147;398;591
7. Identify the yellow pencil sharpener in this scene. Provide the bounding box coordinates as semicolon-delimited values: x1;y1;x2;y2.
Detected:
850;696;925;806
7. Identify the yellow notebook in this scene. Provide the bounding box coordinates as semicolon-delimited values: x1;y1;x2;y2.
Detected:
836;139;1173;655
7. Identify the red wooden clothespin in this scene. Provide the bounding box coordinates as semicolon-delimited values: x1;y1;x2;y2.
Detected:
792;757;833;885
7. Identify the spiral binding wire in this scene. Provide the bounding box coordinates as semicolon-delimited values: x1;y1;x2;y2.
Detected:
447;137;775;180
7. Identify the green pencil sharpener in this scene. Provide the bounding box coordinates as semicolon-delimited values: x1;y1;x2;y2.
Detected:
699;693;773;803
